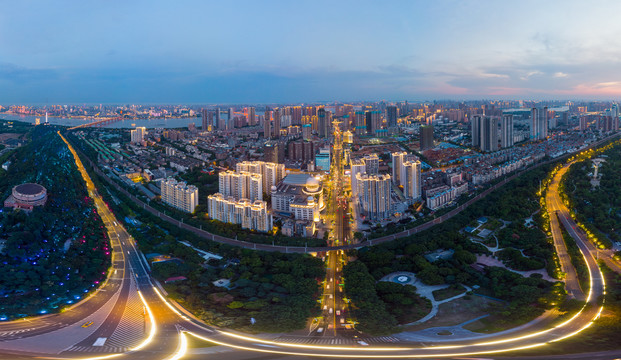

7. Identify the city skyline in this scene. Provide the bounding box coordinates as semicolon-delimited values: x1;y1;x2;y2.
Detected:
2;1;621;104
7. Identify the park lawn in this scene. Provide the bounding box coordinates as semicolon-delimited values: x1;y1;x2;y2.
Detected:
463;305;553;334
402;295;497;331
432;284;467;301
484;218;503;231
396;296;433;325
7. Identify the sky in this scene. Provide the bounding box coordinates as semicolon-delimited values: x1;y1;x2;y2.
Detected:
1;0;621;104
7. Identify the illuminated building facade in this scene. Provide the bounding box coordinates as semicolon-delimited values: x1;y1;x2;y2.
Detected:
207;194;272;232
161;178;199;213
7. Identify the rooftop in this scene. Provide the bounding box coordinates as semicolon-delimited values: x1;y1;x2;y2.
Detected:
14;183;46;195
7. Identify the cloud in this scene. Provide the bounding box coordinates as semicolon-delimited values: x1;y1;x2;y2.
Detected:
0;63;58;83
553;72;568;78
520;70;543;81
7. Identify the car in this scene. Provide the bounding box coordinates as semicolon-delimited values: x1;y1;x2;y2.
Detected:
336;310;341;316
357;340;369;346
340;318;345;324
329;308;333;314
317;327;324;333
82;321;94;328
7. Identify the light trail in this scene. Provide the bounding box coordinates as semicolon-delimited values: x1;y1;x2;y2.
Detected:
167;332;188;360
153;287;189;321
127;291;157;352
187;331;550;358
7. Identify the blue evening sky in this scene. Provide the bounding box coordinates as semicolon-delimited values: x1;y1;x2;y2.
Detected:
1;0;620;103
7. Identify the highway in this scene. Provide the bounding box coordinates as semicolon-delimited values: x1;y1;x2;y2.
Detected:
547;161;621;275
0;130;614;360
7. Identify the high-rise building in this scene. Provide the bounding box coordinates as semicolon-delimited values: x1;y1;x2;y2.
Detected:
264;109;272;138
272;108;281;138
215;109;224;130
362;154;379;175
236;160;285;193
350;159;366;196
201;109;212;130
291;106;302;125
579;116;588;131
318;108;331;138
481;116;499;152
420;125;434;150
356;173;391;221
365;110;381;136
218;170;263;202
471;115;482;147
354;111;366;135
130;127;146;144
610;104;619;131
500;114;514;148
401;159;422;200
247;107;256;126
386;106;398;127
531;107;548;141
263;141;284;164
188;123;196;132
228;108;234;122
207;194;272;233
288;140;315;163
391;151;408;184
161;178;199;213
302;123;312;140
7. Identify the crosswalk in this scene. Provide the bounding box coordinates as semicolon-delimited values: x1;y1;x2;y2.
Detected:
0;328;35;339
105;283;146;350
64;345;127;353
274;335;400;345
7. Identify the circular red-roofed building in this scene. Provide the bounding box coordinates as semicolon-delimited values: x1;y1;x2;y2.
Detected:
4;183;48;211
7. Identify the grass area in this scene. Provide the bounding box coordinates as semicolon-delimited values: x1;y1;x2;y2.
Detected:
432;284;467;301
403;295;497;331
463;304;552;334
397;296;433;324
480;236;497;247
484;218;503;231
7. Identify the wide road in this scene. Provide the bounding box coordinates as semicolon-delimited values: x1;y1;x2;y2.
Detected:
548;161;621;275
